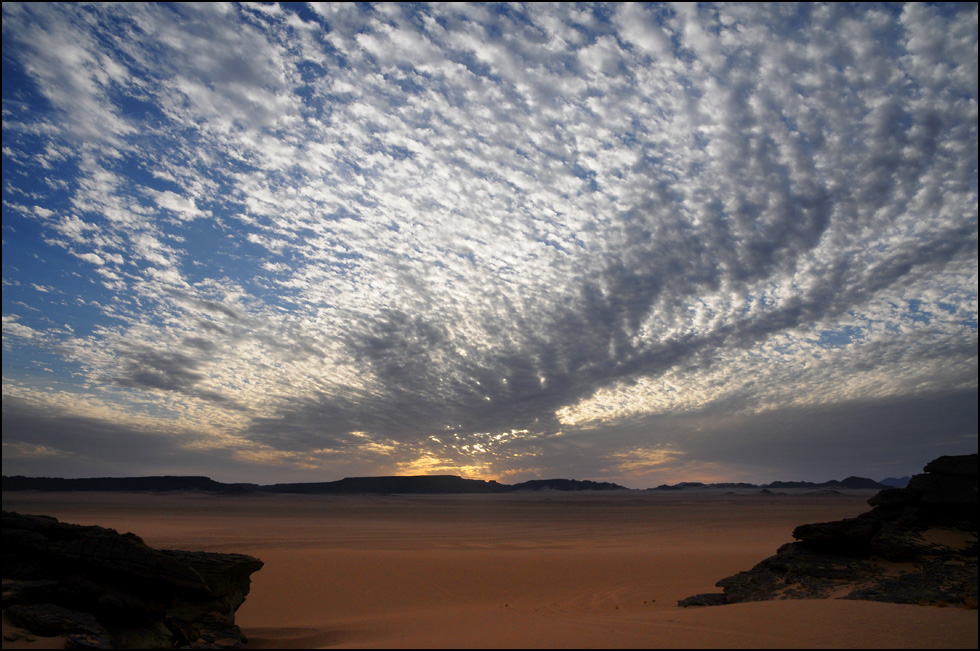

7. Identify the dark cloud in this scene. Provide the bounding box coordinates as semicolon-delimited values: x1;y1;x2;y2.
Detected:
1;395;210;478
652;389;979;483
113;347;205;392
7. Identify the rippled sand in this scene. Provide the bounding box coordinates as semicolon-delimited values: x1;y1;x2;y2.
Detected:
3;490;976;649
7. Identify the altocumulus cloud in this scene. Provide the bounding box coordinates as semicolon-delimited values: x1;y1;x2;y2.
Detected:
2;3;976;486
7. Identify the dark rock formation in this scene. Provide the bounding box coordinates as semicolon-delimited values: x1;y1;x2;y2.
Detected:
1;475;259;493
649;477;886;491
3;474;627;494
265;474;509;494
2;511;263;648
764;476;887;490
679;454;978;608
509;478;626;491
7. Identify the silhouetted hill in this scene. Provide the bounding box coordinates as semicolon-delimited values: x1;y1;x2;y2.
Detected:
764;476;887;490
509;478;626;491
1;474;623;495
836;476;889;489
2;473;885;495
651;477;887;491
0;475;258;493
650;482;758;491
263;475;508;494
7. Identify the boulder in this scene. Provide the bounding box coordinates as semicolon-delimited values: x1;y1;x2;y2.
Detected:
678;453;978;608
2;511;263;649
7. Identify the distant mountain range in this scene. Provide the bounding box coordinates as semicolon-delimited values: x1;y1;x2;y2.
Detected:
1;473;892;494
0;475;625;494
650;476;889;491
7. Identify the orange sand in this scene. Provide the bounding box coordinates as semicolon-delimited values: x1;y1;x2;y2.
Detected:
2;490;976;649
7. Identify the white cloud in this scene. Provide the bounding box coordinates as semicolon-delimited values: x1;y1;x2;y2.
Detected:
613;3;672;59
149;190;208;221
76;251;105;266
3;316;43;340
55;215;99;244
2;4;136;147
146;266;186;286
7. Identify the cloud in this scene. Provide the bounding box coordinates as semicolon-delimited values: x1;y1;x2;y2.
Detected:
54;215;99;244
613;4;673;59
2;3;976;484
0;391;247;479
644;388;980;483
1;4;136;147
149;190;208;221
76;252;105;266
3;316;44;341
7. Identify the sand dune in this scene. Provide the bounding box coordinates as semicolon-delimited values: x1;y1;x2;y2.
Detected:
2;490;976;649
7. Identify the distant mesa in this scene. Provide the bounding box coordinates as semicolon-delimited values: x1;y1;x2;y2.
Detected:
0;475;259;493
678;453;979;609
508;478;626;491
765;476;888;490
651;481;758;491
1;474;627;495
649;476;888;491
262;474;507;495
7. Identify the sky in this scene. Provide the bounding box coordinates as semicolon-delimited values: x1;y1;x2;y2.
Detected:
2;3;977;488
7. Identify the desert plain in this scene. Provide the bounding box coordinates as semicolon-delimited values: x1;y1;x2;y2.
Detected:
2;489;976;649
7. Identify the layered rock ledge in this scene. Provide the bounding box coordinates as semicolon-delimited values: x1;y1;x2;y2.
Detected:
2;511;263;648
679;454;978;608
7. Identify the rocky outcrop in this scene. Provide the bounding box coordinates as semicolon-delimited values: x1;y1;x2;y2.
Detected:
2;511;263;648
679;454;978;608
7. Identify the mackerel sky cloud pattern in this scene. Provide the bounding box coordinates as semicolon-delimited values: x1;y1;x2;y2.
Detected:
2;3;977;486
